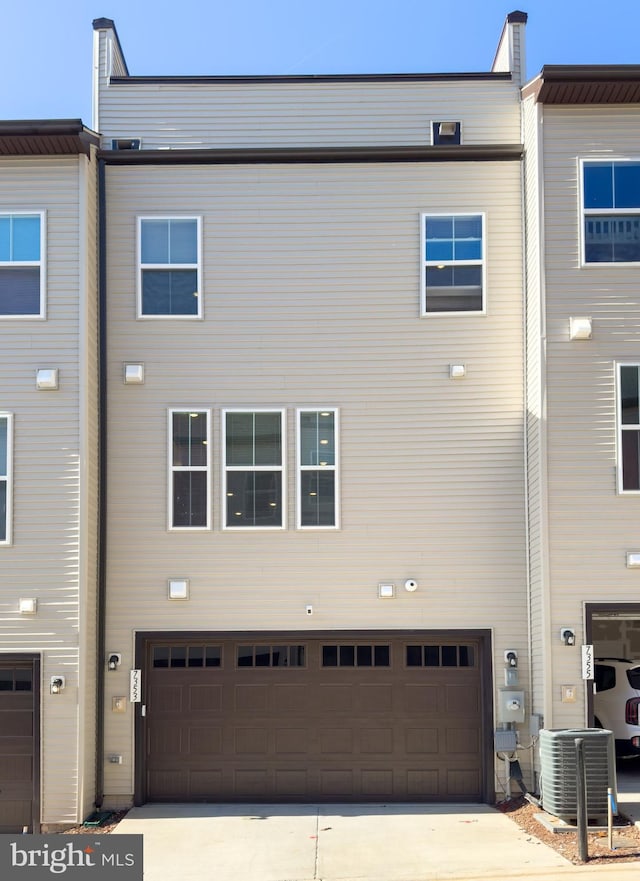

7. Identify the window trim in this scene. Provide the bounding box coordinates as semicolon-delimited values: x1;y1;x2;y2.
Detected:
580;158;640;268
420;211;486;317
616;363;640;494
137;216;203;319
0;211;46;320
222;408;287;530
167;408;211;530
296;407;340;530
0;412;13;545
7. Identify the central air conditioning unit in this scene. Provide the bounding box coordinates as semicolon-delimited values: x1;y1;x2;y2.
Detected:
539;728;616;822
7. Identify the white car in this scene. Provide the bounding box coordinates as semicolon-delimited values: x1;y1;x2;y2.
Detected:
594;658;640;756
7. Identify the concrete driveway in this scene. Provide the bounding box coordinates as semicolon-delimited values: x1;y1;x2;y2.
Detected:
113;802;570;881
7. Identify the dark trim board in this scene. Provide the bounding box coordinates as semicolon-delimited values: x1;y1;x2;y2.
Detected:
134;629;494;805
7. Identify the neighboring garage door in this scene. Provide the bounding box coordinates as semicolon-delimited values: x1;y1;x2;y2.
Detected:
0;658;38;832
141;635;487;802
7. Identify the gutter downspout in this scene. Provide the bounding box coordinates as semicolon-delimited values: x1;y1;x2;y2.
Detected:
95;156;107;808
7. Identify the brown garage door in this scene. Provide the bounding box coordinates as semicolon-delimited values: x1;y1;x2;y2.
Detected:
142;635;486;802
0;659;38;832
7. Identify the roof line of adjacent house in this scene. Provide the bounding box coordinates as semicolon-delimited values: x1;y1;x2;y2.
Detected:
99;144;524;165
523;64;640;103
108;72;514;85
92;17;130;76
0;120;100;156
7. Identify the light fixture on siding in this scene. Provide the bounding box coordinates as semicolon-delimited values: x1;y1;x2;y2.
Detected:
449;364;466;379
560;627;576;646
168;578;189;600
569;317;592;340
19;598;37;614
124;363;145;384
626;552;640;568
36;368;59;390
50;676;65;694
107;653;122;671
378;583;395;599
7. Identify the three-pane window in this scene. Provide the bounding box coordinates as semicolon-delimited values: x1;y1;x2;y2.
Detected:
297;409;339;528
223;410;285;528
421;213;484;314
169;410;209;528
618;365;640;492
0;414;12;544
0;213;44;317
138;217;201;316
583;162;640;264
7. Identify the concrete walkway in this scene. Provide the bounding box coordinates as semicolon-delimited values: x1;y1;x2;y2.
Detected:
114;802;577;881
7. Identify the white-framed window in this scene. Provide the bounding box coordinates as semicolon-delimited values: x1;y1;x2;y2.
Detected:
0;413;13;544
582;160;640;265
297;409;339;529
617;364;640;493
420;213;485;315
168;409;210;528
138;217;202;317
223;409;285;529
0;212;45;317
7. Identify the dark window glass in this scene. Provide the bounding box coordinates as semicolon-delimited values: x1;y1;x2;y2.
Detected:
584;164;614;208
442;646;458;667
300;471;335;527
323;645;338;667
621;367;640;425
627;667;640;690
226;470;282;527
170;647;186;668
0;669;13;690
14;668;32;691
615;164;640;209
272;646;287;667
406;646;422;666
622;430;640;491
374;645;390;667
173;471;207;527
424;646;440;666
173;413;207;467
0;267;41;315
595;664;616;692
0;482;6;542
237;646;254;667
188;646;204;667
459;646;474;667
289;646;305;667
339;645;355;667
357;645;372;667
153;647;170;668
141;269;199;315
585;216;640;263
255;647;271;667
205;646;221;667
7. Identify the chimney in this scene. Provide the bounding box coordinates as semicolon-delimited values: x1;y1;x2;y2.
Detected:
491;11;528;86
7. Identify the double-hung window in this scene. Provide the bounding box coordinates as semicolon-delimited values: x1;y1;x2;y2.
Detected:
223;410;285;528
138;217;201;317
0;414;12;544
618;365;640;492
0;213;44;317
169;410;210;528
421;213;484;315
297;409;339;528
583;161;640;264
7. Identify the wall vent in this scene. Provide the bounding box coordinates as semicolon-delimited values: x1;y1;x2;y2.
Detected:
111;138;141;151
432;121;461;145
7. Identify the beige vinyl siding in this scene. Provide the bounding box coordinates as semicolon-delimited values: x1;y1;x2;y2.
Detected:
98;79;521;150
103;159;527;796
541;107;640;727
0;156;99;824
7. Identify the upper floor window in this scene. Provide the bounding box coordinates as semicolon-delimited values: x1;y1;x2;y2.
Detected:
169;410;210;528
223;410;285;528
421;213;484;315
297;409;339;528
0;414;12;544
618;364;640;493
583;161;640;264
138;217;201;317
0;213;44;317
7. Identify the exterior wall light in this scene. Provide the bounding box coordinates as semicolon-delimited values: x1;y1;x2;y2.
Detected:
449;364;466;379
50;676;65;694
168;578;189;600
19;598;38;614
107;653;122;670
560;627;576;646
124;363;144;384
378;583;395;598
569;317;592;340
626;552;640;568
36;368;59;390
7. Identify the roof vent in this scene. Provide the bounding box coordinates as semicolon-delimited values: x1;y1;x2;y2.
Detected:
111;138;141;151
432;121;461;145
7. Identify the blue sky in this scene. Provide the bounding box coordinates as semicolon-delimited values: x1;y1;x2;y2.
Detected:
1;0;639;123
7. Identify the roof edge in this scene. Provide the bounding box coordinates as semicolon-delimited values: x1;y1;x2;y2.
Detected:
108;71;513;86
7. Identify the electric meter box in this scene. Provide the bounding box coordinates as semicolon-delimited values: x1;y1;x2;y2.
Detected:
497;688;525;723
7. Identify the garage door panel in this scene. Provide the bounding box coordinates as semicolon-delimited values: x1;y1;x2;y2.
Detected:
0;661;37;832
144;636;486;802
0;711;33;737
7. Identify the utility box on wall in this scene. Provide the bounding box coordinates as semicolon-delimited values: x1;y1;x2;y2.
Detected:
497;688;526;724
